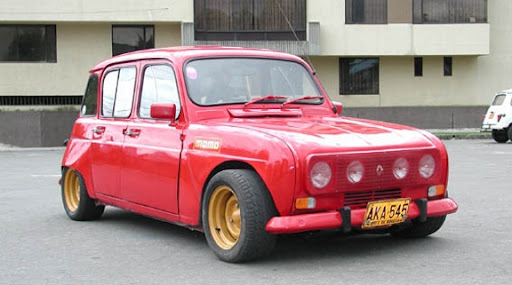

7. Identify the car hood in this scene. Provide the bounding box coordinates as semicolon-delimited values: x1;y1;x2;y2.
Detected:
221;116;436;153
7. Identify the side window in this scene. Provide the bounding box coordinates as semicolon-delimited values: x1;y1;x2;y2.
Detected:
114;67;136;118
102;70;118;117
101;66;136;118
81;74;99;116
139;64;181;119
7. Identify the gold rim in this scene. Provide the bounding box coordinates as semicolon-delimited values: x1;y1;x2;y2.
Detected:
208;185;241;250
63;169;80;212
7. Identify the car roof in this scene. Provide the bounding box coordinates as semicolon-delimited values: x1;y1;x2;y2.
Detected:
90;46;305;72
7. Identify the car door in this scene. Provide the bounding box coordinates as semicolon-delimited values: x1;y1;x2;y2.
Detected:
119;62;182;213
91;65;137;198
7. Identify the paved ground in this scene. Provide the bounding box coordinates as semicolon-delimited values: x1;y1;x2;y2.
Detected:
0;140;511;285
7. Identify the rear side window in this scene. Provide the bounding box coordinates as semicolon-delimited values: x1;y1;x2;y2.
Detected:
101;66;136;118
81;75;99;116
139;64;181;119
492;94;506;106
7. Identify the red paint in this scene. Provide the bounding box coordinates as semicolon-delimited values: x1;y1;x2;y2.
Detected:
62;46;456;235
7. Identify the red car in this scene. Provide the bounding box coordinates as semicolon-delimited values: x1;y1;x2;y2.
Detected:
61;46;458;262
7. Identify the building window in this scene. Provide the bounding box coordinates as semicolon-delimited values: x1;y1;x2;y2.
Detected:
0;25;56;62
444;57;452;76
194;0;306;41
345;0;387;24
414;57;423;77
112;26;154;56
339;58;379;95
413;0;487;24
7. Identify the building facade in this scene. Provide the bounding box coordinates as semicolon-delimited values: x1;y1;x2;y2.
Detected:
0;0;509;145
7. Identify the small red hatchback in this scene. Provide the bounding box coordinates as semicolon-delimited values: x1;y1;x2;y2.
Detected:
61;46;458;262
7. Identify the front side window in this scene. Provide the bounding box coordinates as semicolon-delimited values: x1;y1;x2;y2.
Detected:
194;0;306;41
339;58;379;95
185;58;321;106
101;67;136;118
413;0;487;23
345;0;387;24
112;25;154;56
81;75;99;116
139;64;181;119
0;25;56;62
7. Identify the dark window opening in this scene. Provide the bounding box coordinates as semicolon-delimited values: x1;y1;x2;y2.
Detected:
0;25;56;62
414;57;423;77
345;0;387;24
194;0;306;41
339;58;379;95
413;0;487;24
0;96;81;106
112;25;154;56
444;57;452;76
81;75;99;116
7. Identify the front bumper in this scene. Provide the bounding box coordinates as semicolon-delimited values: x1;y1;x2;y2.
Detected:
265;198;458;234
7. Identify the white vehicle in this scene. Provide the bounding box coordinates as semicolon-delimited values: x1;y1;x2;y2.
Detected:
481;90;512;143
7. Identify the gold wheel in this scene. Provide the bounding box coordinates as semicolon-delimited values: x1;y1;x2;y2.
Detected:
208;185;241;250
63;169;80;212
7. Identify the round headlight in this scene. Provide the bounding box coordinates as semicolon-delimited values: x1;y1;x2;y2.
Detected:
347;161;364;183
419;154;436;178
393;158;409;179
310;161;332;189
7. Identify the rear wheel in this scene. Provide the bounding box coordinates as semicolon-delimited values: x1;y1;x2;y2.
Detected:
508;126;512;141
62;167;104;221
202;169;277;263
492;129;509;143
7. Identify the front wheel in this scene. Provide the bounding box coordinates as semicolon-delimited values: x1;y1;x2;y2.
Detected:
492;129;509;143
391;215;446;238
508;126;512;141
62;167;104;221
202;169;277;263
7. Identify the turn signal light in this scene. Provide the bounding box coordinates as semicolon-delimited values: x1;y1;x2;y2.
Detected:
295;197;316;209
428;185;445;197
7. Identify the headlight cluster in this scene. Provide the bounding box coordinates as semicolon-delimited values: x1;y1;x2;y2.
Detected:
310;154;437;189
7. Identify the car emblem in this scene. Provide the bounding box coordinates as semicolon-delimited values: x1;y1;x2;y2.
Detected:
376;165;384;176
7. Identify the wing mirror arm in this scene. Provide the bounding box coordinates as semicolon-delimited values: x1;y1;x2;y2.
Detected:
332;101;343;115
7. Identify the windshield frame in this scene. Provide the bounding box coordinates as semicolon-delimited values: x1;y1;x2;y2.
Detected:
182;56;324;107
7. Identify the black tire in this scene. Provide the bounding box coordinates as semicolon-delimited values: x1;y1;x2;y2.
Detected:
492;129;509;143
61;167;105;221
202;169;277;263
391;215;446;238
508;126;512;141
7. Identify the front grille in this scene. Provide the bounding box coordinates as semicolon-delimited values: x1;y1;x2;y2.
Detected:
344;189;402;209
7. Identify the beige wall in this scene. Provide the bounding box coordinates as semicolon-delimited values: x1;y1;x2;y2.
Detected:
0;23;182;96
0;0;193;22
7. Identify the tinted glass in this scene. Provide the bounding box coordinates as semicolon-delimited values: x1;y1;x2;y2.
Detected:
140;65;181;119
102;70;119;117
492;94;506;106
444;57;452;76
81;75;99;116
0;25;56;62
414;57;423;77
113;67;136;118
346;0;387;24
339;58;379;94
185;58;321;106
413;0;487;23
112;26;154;56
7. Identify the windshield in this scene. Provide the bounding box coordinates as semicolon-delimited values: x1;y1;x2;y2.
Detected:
184;58;322;106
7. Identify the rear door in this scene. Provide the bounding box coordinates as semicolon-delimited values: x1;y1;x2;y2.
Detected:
91;64;137;198
119;62;183;213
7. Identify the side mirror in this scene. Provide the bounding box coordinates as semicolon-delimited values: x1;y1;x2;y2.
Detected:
332;101;343;115
150;103;176;124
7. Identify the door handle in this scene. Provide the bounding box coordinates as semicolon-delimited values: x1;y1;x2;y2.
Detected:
92;126;106;134
123;129;141;138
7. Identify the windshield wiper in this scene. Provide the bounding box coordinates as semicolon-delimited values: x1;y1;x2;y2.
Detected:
243;95;288;107
281;96;324;107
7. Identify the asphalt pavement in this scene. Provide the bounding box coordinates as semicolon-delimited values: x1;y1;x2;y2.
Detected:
1;139;511;285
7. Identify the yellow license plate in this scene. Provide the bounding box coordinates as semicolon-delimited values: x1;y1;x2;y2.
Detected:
362;198;410;229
